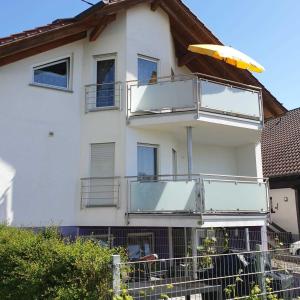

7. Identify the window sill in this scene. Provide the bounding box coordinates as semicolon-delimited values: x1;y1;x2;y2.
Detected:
29;83;73;93
86;106;120;113
83;204;117;208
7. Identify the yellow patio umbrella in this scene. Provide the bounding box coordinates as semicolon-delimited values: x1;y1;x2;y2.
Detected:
188;44;265;73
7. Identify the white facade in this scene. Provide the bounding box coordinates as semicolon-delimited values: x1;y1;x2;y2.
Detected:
0;4;267;229
270;188;298;234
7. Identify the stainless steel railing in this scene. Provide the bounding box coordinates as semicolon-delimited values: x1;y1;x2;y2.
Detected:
85;82;122;112
126;174;269;214
80;177;120;208
126;73;263;122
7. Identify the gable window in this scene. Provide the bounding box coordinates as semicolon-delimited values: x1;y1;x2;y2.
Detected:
96;58;116;107
138;56;158;85
33;58;70;89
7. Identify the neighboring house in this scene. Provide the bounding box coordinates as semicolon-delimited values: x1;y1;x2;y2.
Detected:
262;108;300;235
0;0;286;258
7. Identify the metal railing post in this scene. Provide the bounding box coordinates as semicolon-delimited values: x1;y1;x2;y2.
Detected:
191;227;198;280
112;255;121;296
245;227;250;251
186;126;193;180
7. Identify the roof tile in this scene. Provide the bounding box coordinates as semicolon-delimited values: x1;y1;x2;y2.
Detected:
262;108;300;177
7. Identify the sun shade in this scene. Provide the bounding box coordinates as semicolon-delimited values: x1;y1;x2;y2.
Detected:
188;44;265;73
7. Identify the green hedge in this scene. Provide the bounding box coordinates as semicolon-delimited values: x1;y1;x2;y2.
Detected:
0;226;125;300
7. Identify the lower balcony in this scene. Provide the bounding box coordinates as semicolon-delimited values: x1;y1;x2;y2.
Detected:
127;174;269;215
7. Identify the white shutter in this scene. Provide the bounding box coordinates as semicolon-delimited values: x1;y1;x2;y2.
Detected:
90;143;115;177
85;143;116;207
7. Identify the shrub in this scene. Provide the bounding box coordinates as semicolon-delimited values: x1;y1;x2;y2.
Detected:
0;225;125;300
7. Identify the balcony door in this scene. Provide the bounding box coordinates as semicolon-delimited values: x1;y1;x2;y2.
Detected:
96;58;115;107
137;144;158;179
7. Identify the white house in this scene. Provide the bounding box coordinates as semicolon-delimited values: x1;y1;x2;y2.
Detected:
0;0;286;258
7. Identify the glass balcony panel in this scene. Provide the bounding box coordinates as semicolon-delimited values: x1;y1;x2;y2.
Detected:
203;179;268;212
200;80;261;119
130;79;197;113
129;180;198;212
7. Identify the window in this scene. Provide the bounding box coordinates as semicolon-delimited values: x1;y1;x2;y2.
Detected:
127;233;154;259
138;56;158;85
96;58;115;107
137;144;158;178
90;143;115;178
33;58;70;89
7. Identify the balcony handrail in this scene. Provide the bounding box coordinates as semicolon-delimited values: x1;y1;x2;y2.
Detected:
80;177;120;208
85;81;122;113
126;174;269;214
84;81;123;88
126;72;261;93
125;173;268;181
81;176;121;180
194;72;262;92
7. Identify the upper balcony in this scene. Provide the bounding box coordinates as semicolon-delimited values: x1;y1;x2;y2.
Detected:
127;73;263;124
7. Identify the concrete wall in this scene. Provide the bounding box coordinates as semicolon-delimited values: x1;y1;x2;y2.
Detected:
270;188;298;234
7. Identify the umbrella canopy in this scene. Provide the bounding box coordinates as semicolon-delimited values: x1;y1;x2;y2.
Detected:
188;44;265;73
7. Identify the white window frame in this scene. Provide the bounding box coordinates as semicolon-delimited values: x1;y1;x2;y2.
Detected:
89;142;116;177
127;232;155;258
137;54;160;84
137;143;159;178
31;55;73;91
93;53;117;84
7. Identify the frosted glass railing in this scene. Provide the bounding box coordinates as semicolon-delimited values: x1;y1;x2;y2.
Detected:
203;179;268;212
127;75;262;121
127;175;269;214
200;80;261;119
129;78;197;113
129;180;199;212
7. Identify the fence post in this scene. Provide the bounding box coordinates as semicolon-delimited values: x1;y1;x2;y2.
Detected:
191;227;198;280
261;225;268;251
245;228;250;251
256;245;267;300
112;255;121;296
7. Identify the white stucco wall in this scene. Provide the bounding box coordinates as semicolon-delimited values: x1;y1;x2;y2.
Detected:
0;41;84;226
270;188;298;234
0;3;265;228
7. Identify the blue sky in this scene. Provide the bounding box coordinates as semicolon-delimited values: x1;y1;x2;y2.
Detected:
0;0;298;110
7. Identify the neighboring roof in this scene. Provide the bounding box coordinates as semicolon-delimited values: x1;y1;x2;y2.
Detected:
262;108;300;178
0;0;287;119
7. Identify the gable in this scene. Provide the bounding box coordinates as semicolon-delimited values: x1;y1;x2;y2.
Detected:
0;0;287;119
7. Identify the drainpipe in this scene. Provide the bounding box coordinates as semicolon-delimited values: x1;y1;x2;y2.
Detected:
186;126;193;179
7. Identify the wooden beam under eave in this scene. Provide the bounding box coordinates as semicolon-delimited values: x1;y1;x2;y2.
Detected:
151;0;161;11
178;52;197;67
0;22;92;59
89;14;116;42
0;32;87;67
